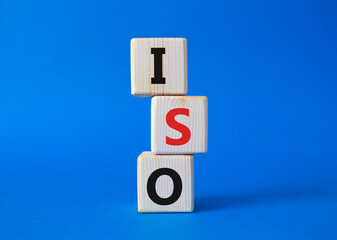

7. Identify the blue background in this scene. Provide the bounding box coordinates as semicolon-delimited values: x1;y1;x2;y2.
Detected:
1;0;337;239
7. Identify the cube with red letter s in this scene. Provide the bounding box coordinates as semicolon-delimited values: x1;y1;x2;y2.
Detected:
151;96;208;154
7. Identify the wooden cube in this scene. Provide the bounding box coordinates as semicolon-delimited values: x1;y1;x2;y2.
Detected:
151;96;208;154
131;38;187;97
137;152;194;213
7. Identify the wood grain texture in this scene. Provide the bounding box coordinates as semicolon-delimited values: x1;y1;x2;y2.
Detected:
131;38;187;97
151;96;208;154
137;152;194;212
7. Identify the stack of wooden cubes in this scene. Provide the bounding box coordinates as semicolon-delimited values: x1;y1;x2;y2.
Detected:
131;38;208;213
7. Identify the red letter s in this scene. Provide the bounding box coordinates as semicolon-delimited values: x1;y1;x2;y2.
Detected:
166;108;191;146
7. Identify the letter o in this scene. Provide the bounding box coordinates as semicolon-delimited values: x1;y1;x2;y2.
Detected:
147;168;182;205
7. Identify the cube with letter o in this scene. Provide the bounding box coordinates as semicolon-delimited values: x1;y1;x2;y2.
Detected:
137;152;194;212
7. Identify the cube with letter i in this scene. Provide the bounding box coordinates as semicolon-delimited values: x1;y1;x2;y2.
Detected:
131;38;187;97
